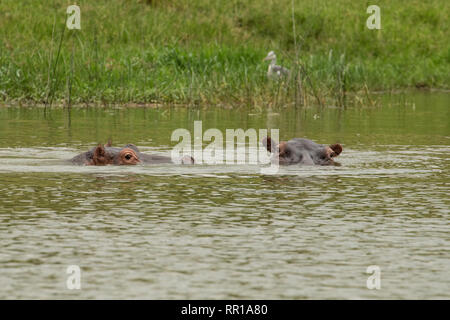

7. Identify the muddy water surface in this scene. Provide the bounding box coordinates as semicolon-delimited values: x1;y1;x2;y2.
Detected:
0;92;448;299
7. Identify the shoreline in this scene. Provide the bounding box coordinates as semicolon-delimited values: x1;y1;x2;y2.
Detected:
1;87;448;109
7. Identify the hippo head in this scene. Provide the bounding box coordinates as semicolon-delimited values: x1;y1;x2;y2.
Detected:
263;137;342;166
89;144;140;165
71;141;194;166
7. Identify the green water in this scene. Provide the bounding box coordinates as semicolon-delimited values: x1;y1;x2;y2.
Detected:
0;92;449;299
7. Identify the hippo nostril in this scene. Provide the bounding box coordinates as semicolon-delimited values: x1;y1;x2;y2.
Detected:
125;154;132;160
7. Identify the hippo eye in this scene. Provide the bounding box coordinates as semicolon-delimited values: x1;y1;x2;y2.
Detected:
125;154;132;160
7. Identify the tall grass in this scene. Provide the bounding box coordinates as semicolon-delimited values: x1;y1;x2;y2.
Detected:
0;0;448;107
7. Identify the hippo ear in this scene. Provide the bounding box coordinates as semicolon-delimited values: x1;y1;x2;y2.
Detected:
329;143;343;157
93;144;107;165
262;137;278;153
105;138;112;147
278;142;287;156
94;144;105;156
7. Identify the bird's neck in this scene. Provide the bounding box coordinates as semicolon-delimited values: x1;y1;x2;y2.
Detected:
270;58;276;66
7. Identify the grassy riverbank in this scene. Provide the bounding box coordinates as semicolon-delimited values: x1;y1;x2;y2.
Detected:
0;0;448;107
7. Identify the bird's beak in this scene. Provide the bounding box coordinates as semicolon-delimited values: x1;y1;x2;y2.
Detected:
263;56;270;61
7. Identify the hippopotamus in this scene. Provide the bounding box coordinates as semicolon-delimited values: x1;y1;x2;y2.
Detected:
263;137;343;165
70;142;194;165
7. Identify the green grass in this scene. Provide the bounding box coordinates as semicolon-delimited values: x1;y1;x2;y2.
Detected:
0;0;448;107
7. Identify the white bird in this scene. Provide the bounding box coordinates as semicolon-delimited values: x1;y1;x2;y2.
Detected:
263;51;290;79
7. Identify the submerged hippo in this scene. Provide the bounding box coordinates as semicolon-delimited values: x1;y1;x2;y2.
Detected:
70;142;194;165
263;137;343;166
